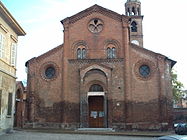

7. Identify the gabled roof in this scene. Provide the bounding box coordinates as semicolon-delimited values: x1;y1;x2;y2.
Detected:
61;4;129;25
0;1;26;36
131;43;176;68
36;44;63;61
25;44;63;66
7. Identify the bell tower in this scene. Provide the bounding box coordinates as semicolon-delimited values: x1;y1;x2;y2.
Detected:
125;0;143;47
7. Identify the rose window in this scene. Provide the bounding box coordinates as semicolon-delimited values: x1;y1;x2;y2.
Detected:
88;18;103;33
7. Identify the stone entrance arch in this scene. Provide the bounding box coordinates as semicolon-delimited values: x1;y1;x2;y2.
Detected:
79;64;112;128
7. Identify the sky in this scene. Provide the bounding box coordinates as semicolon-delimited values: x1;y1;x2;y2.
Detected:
1;0;187;89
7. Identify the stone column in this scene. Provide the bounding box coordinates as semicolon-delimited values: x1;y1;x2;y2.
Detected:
122;16;132;123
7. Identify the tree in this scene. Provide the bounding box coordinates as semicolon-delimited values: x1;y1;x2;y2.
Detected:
171;70;184;102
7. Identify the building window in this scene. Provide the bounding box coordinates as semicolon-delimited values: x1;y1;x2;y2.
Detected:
135;60;155;81
77;48;86;59
40;62;59;81
7;93;13;116
131;21;137;32
137;7;140;15
132;7;136;15
127;8;130;16
82;48;86;58
139;65;150;78
10;43;17;66
45;66;56;79
107;47;116;59
112;48;116;58
89;84;104;92
0;33;5;58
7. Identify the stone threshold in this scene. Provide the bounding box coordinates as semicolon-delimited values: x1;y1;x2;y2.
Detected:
76;128;115;132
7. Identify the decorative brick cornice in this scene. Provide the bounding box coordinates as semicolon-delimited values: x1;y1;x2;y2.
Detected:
36;44;63;62
131;43;159;58
104;39;121;49
104;39;121;46
132;45;176;69
71;40;88;50
80;63;112;72
26;44;63;66
68;58;124;64
122;15;130;22
61;5;130;25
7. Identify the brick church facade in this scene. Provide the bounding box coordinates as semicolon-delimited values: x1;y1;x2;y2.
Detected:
25;0;176;130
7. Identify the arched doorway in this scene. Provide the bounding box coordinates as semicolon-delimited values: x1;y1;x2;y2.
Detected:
80;65;111;128
88;84;105;128
14;89;22;127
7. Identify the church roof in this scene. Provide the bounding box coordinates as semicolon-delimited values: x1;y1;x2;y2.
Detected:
61;4;129;25
131;43;176;68
25;44;63;66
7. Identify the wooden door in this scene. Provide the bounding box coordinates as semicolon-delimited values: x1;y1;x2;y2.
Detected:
88;96;104;128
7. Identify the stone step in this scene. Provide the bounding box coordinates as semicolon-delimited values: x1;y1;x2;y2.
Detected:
76;128;115;132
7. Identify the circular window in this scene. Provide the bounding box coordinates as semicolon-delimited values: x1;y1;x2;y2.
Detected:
131;40;140;46
40;62;59;81
88;18;103;33
139;65;150;78
45;67;56;79
134;60;156;80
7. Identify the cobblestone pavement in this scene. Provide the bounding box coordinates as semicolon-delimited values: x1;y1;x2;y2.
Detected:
0;131;157;140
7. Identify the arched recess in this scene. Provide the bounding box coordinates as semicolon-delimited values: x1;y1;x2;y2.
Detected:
131;21;137;32
79;64;112;128
71;40;88;59
14;88;23;127
89;84;103;92
80;64;112;83
14;82;26;128
104;39;121;58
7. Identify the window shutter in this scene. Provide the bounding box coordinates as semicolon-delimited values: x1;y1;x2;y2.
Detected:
0;34;5;58
11;43;17;66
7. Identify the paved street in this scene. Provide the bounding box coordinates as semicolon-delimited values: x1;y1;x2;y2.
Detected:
0;131;157;140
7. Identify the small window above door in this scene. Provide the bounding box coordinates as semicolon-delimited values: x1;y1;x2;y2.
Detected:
89;84;103;92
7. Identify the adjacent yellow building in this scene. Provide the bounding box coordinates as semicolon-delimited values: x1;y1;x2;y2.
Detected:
0;2;25;133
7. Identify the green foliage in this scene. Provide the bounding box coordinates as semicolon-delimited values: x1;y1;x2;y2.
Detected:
171;70;184;101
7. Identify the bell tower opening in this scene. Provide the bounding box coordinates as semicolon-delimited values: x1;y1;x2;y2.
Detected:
125;0;143;47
